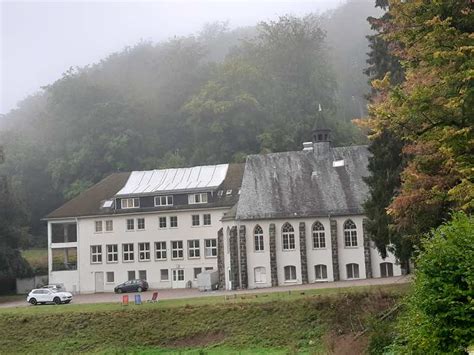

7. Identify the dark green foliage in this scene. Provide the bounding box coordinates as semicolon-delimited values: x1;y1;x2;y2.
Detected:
363;0;406;262
392;213;474;354
0;147;32;278
363;130;411;263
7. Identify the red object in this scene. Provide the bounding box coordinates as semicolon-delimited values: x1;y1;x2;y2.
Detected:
122;295;129;306
148;291;158;303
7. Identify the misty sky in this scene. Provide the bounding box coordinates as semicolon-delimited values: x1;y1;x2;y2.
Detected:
0;0;345;115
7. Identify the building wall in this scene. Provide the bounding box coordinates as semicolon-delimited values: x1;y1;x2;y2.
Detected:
49;208;229;293
222;215;402;290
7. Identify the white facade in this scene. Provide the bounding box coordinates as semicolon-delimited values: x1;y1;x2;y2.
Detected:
48;208;228;293
222;215;401;290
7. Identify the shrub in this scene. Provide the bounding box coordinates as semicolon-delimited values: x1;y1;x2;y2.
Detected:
392;212;474;354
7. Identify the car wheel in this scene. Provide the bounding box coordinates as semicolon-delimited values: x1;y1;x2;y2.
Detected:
117;288;123;294
53;297;61;305
137;287;143;292
29;298;37;305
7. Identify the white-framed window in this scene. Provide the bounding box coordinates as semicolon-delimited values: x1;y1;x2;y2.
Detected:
171;241;184;259
159;216;167;228
138;242;150;261
315;264;328;280
91;245;102;263
203;214;211;226
95;221;103;233
188;240;200;258
254;266;267;284
105;220;113;232
170;216;178;228
188;193;208;204
160;269;169;281
121;198;140;209
139;270;147;280
154;195;173;206
346;263;360;279
123;243;134;262
155;241;167;260
137;218;145;230
173;269;185;281
312;222;326;248
284;265;297;281
205;267;213;271
205;239;217;258
380;262;394;278
106;272;114;283
193;267;202;280
282;222;295;250
344;220;358;247
128;270;136;280
192;214;200;226
254;225;264;252
106;244;118;263
126;219;134;231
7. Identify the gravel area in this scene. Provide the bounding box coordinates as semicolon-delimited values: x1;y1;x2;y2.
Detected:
0;275;409;309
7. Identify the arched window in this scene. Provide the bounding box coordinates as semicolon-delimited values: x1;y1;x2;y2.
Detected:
346;263;359;279
254;225;264;252
254;267;266;284
282;223;295;250
344;220;358;247
314;264;327;280
312;222;326;248
380;262;394;278
284;265;297;281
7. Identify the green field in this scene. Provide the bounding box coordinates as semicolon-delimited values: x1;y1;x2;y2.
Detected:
0;284;408;354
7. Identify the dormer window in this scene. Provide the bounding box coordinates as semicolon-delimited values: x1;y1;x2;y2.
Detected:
226;190;232;195
217;190;224;197
188;193;208;204
121;198;139;209
154;195;173;207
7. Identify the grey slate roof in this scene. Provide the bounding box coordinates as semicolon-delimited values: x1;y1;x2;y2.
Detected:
235;144;370;220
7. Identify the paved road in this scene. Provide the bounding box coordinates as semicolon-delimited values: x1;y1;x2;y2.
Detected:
0;275;410;309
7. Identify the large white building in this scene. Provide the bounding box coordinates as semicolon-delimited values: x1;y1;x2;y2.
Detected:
45;122;401;293
46;164;244;293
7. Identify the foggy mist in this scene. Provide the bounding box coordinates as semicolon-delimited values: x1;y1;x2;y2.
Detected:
1;0;341;114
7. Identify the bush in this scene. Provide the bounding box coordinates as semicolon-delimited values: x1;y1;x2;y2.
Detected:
392;212;474;354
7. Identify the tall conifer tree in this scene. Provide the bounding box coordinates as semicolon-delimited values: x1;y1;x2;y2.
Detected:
362;0;409;264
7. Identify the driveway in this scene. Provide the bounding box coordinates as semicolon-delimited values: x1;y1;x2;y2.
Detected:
0;275;409;309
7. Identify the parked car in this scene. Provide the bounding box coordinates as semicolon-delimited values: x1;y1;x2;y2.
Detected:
41;283;66;292
114;279;148;293
27;288;73;305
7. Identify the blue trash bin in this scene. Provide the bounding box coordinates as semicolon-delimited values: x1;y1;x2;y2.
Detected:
134;294;142;305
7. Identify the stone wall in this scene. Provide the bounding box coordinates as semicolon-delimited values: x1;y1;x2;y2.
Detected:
238;225;248;289
229;226;240;290
363;218;373;278
299;222;308;284
269;223;278;286
330;219;340;281
217;228;225;289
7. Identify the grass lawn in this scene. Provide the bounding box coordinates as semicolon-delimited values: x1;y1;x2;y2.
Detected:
0;284;409;354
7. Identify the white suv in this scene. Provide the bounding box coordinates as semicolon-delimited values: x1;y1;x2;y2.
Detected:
27;288;73;305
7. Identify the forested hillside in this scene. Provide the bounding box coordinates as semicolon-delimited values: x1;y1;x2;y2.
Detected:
0;0;380;246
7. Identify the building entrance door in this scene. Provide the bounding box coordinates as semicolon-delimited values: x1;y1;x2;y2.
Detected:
171;269;185;288
95;272;104;292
